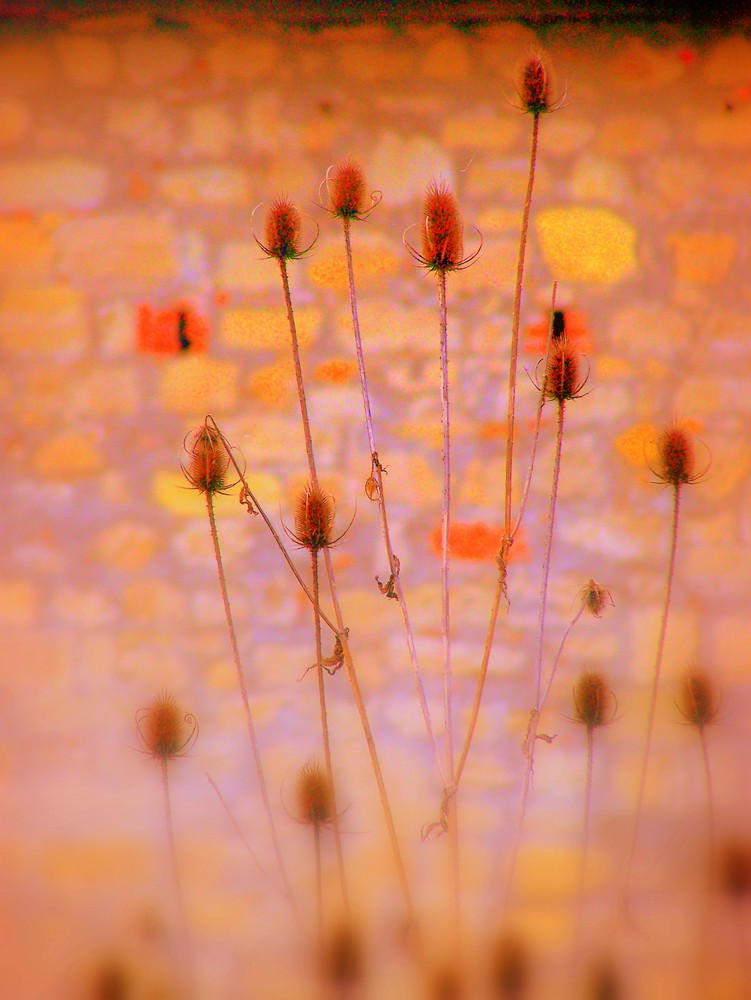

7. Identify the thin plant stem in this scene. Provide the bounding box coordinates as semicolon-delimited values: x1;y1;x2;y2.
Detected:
503;111;541;541
205;492;301;930
699;729;715;869
342;216;446;788
204;415;338;637
502;398;567;916
312;550;350;919
620;484;682;914
579;726;595;913
437;267;460;945
454;282;556;790
161;759;194;998
277;257;421;949
694;728;715;997
205;772;265;877
314;821;323;957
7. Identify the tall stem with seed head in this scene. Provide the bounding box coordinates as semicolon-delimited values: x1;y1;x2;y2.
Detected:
205;492;300;928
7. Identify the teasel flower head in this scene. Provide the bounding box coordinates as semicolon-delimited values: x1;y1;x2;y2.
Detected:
325;158;380;220
322;923;364;990
181;422;232;496
580;579;614;619
136;693;198;761
520;55;551;114
541;337;590;402
285;482;351;552
488;930;528;999
679;670;718;731
254;196;317;260
297;760;333;827
404;181;481;274
654;423;706;487
573;672;613;731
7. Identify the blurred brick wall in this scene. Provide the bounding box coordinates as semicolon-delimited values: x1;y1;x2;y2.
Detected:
1;11;750;998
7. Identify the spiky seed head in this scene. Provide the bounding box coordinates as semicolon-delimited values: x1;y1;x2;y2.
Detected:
489;931;528;999
544;337;582;401
139;694;194;761
521;55;551;114
580;579;614;618
574;672;610;730
182;423;230;495
294;482;336;552
719;841;751;899
264;197;302;260
330;158;367;219
656;424;696;487
297;760;333;826
680;670;717;730
323;923;363;988
421;181;464;273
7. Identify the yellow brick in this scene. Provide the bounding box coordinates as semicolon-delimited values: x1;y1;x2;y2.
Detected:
609;38;683;90
159;355;238;414
92;521;159;572
158;167;248;206
0;96;29;145
0;580;39;626
308;242;399;293
186;103;233;157
152;469;281;518
59;213;178;283
248;361;293;408
107;99;172;156
536;207;637;284
32;432;103;479
702;37;751;86
615;423;657;467
206;35;280;81
121;33;193;87
0;40;51;91
695;107;751;148
420;35;470;80
0;157;107;211
516;845;580;898
0;218;53;281
337;43;413;82
56;34;116;88
221;306;319;350
122;579;185;623
442;113;520;151
597;113;667;155
43;841;151;889
668;232;736;286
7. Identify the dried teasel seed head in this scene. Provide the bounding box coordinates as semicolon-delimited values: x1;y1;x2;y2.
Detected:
263;196;302;260
293;482;336;552
330;158;367;219
544;337;584;402
521;55;551;115
322;923;363;988
656;424;696;487
297;760;333;826
488;931;528;999
137;694;197;761
679;670;718;730
182;423;230;495
573;672;610;730
580;579;614;618
421;181;464;273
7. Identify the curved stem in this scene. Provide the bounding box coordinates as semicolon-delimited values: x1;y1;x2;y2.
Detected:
161;760;194;998
454;282;556;791
205;492;301;929
343;217;446;787
278;257;421;951
438;268;460;944
503;111;540;540
501;398;567;916
620;484;682;913
312;551;350;919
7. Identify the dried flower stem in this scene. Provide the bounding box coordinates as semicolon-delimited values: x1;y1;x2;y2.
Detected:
205;772;265;877
312;550;350;918
503;112;541;541
436;268;461;943
454;283;557;790
277;257;421;948
342;216;446;787
621;483;682;911
205;492;300;928
699;729;715;867
161;759;194;998
578;725;595;912
502;397;567;915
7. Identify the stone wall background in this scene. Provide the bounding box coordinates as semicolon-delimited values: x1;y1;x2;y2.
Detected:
1;10;750;998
